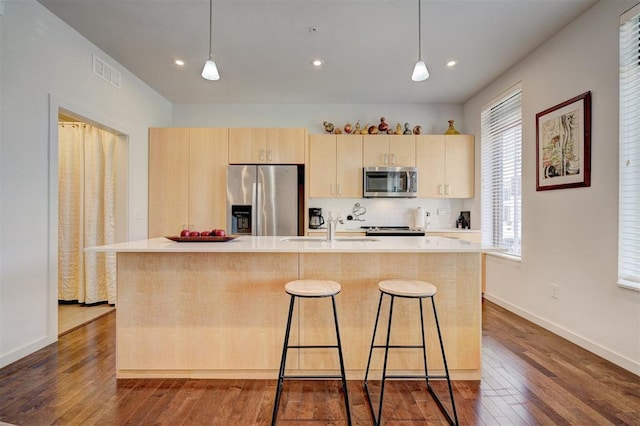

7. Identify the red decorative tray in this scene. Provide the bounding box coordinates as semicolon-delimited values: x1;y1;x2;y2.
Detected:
166;236;236;243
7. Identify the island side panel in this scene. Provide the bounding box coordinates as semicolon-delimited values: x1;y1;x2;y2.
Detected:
116;252;299;378
298;252;481;380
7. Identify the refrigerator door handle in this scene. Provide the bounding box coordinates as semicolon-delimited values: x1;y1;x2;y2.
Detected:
255;182;263;236
252;182;258;236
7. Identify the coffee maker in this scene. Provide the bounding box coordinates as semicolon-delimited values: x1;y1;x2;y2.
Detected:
309;208;325;229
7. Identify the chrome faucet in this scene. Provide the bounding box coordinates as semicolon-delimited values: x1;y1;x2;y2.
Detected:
326;213;344;242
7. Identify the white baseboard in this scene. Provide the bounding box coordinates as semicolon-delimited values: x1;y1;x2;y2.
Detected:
0;335;56;369
483;293;640;376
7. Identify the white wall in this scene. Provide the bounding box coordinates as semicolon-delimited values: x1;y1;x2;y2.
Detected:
0;0;172;368
464;0;640;374
173;103;464;136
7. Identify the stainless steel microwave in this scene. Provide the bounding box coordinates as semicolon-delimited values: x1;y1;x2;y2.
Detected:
363;167;418;198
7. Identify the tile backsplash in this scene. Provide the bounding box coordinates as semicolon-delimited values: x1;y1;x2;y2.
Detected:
308;198;465;230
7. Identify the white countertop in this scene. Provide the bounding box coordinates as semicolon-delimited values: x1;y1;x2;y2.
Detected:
86;236;502;254
307;227;480;233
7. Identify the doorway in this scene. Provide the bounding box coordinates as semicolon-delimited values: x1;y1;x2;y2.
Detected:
55;108;129;335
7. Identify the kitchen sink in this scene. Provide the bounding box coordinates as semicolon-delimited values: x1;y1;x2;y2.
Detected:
280;237;379;242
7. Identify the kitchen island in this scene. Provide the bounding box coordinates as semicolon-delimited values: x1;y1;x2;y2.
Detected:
87;236;500;380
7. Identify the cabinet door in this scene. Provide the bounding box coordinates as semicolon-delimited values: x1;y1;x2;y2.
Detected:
336;135;363;197
445;135;475;198
148;128;190;237
189;128;229;231
416;135;446;198
309;135;337;197
390;135;416;167
267;128;305;164
228;128;267;163
363;135;390;166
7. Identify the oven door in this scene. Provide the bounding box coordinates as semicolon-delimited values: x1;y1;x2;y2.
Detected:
363;167;418;198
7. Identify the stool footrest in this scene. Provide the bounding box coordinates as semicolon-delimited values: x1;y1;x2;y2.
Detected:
376;374;449;380
287;345;339;349
372;344;423;349
282;375;344;380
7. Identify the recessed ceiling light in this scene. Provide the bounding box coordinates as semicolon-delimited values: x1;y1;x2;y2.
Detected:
174;59;185;66
446;60;457;67
311;59;323;67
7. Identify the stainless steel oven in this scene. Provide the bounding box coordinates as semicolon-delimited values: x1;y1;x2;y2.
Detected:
363;167;418;198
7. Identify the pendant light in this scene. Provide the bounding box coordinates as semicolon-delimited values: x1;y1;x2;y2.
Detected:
201;0;220;81
411;0;429;81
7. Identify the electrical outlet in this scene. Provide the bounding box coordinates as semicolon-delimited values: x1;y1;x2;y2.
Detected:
437;208;448;216
551;283;560;300
134;208;143;220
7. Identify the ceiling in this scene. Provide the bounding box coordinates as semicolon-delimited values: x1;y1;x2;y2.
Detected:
38;0;598;105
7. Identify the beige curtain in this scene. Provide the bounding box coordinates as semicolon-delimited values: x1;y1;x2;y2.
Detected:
58;122;117;304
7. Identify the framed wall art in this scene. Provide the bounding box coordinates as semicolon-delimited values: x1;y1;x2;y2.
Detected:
536;91;591;191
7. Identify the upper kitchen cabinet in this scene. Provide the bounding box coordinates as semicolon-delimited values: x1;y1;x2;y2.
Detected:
363;135;416;167
148;128;229;237
228;128;306;164
309;134;363;198
416;134;474;198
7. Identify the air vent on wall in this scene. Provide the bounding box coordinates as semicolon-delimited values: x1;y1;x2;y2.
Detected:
93;54;121;89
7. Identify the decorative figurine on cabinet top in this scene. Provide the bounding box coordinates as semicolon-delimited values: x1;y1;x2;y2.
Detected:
378;117;389;132
368;125;378;134
403;123;412;135
413;125;422;135
344;123;353;134
354;121;362;135
394;123;403;135
323;121;334;134
445;120;460;135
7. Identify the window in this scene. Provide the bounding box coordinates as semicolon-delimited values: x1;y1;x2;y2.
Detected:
619;4;640;290
481;86;522;257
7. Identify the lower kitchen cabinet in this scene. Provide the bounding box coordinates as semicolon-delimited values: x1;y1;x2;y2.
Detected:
427;231;481;243
148;128;228;237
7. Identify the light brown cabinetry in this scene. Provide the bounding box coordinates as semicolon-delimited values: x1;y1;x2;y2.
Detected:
363;135;415;167
228;128;305;164
148;128;228;237
308;134;363;198
416;134;474;198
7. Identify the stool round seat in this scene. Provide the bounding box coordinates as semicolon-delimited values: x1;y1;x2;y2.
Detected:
285;279;341;297
378;279;437;298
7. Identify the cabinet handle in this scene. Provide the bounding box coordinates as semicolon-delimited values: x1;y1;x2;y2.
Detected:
383;154;388;165
438;184;444;195
267;149;273;162
337;184;342;195
445;184;450;196
390;153;395;165
260;149;266;162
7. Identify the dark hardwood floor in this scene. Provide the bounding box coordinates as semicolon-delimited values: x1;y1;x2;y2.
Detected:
0;300;638;425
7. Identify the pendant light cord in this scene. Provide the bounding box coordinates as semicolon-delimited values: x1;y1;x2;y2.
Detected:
208;0;213;59
417;0;422;61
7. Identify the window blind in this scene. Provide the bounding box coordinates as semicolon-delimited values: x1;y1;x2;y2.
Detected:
481;86;522;257
619;4;640;289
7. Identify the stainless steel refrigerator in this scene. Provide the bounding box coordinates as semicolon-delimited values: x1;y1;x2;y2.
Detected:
227;165;302;236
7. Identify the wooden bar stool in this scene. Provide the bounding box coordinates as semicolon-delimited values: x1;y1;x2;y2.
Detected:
363;279;458;425
271;279;351;426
